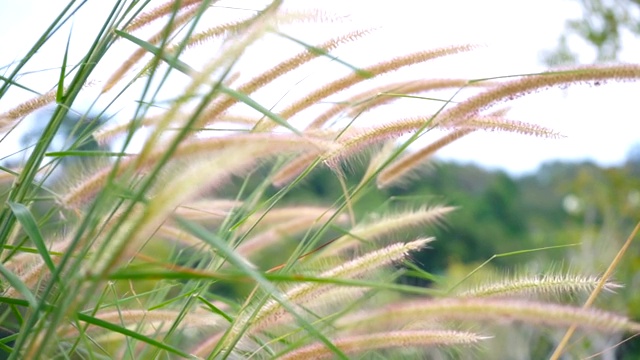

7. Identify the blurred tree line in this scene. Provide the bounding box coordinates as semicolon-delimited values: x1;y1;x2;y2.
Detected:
246;146;640;357
252;146;640;271
543;0;640;65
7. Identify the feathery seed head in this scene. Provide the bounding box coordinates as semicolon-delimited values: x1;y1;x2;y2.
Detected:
436;64;640;126
279;330;486;360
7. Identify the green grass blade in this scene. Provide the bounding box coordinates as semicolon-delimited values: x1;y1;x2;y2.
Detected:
174;217;348;360
0;338;15;354
0;297;29;307
0;166;19;178
45;151;133;157
0;75;40;95
0;263;38;309
0;1;77;98
7;202;56;274
220;85;301;134
57;27;72;102
446;243;582;294
114;29;301;134
276;31;373;79
74;313;192;358
0;296;190;357
113;29;196;74
107;269;229;282
197;296;234;323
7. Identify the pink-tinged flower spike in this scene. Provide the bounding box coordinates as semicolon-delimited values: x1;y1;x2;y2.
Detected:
102;6;201;93
57;309;220;339
377;128;474;189
236;210;348;257
456;272;623;299
340;298;640;334
198;29;372;127
460;117;564;138
376;115;561;188
85;134;328;281
320;207;452;256
305;78;482;131
212;239;432;357
0;88;58;128
279;330;487;360
436;64;640;126
125;0;202;32
255;239;433;330
322;117;437;170
1;82;95;132
256;44;477;131
59;133;333;210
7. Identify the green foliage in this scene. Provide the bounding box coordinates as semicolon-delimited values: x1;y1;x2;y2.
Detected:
544;0;640;65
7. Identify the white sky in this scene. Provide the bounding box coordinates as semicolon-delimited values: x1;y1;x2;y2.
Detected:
1;0;639;175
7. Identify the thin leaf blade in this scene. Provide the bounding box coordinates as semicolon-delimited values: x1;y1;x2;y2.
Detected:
7;202;56;273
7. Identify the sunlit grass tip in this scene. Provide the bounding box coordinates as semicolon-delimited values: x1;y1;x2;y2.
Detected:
456;272;623;298
222;238;432;350
322;206;453;255
436;64;640;126
258;44;478;131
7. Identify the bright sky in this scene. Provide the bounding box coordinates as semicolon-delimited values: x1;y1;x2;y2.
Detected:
1;0;639;175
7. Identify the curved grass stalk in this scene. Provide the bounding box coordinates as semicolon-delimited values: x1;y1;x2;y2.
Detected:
264;286;369;332
377;128;474;188
253;240;431;329
256;44;477;131
375;116;561;188
59;133;331;210
0;81;95;132
321;206;453;256
197;29;372;128
551;221;640;359
323;117;436;169
345;78;494;118
279;330;486;360
306;78;483;130
237;210;347;257
102;5;201;93
322;113;560;173
170;9;350;55
125;0;202;32
340;298;640;334
436;64;640;126
270;127;343;186
173;199;243;222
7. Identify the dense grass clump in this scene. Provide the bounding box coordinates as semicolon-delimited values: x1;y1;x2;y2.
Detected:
0;1;639;359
